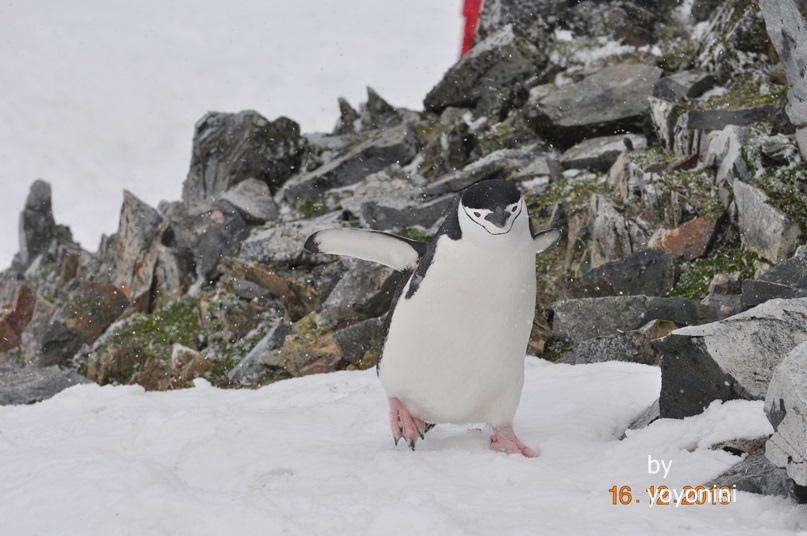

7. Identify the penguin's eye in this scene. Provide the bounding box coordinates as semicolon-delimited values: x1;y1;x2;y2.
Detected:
510;206;518;212
473;211;481;218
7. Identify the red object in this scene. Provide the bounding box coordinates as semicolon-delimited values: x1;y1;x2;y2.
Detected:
461;0;482;55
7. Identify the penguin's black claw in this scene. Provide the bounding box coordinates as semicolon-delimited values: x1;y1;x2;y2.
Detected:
408;438;417;451
394;436;400;446
417;428;425;440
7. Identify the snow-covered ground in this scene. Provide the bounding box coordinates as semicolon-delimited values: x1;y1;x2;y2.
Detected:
1;358;805;535
0;0;463;268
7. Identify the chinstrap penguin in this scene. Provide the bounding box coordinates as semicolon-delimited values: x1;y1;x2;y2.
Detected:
304;179;561;457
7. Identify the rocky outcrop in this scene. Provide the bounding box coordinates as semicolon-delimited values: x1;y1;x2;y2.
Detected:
743;246;807;308
182;111;304;204
654;298;807;419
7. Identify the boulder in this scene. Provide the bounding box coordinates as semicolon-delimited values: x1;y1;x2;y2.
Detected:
743;246;807;308
0;281;40;352
563;248;676;299
760;0;807;159
424;25;546;119
572;319;674;366
474;0;561;45
260;315;344;377
22;283;129;368
652;69;716;101
701;272;745;320
227;320;293;385
318;258;403;328
220;178;279;224
217;257;319;322
766;341;807;487
168;200;249;283
16;180;57;269
113;191;166;310
240;211;346;268
560;134;647;172
707;453;807;502
733;179;802;263
359;197;454;232
333;97;361;135
588;195;650;268
359;87;403;131
182;111;304;205
0;363;91;405
424;145;559;196
552;295;715;345
281;124;417;203
528;63;662;148
331;316;384;366
650;213;723;261
653;298;807;419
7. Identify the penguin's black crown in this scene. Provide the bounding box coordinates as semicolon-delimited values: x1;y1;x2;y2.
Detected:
461;179;521;210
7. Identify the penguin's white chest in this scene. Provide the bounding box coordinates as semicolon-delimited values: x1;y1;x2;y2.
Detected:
378;235;536;427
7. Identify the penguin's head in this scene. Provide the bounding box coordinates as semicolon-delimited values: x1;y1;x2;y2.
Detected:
459;179;525;236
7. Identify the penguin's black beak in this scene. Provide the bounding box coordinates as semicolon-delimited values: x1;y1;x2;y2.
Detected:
484;206;510;228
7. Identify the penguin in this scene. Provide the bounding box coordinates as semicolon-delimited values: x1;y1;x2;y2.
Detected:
304;179;561;457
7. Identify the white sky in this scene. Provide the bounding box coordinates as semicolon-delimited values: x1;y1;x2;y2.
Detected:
0;0;464;268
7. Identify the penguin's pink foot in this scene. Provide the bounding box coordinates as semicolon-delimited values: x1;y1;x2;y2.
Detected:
490;426;537;457
389;397;426;450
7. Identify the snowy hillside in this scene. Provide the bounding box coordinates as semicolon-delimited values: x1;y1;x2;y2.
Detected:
0;0;463;268
1;358;804;535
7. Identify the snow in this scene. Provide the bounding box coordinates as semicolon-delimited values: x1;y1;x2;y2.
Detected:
1;358;805;535
0;1;464;268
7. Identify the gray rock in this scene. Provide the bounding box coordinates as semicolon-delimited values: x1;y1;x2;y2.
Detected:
649;97;685;152
220;178;279;224
360;196;454;232
424;145;559;197
232;279;271;300
733;179;802;263
705;453;805;501
528;63;662;148
760;0;807;158
282;124;417;203
318;258;403;327
333;97;361;136
16;180;57;269
625;399;660;434
560;134;647;172
151;244;194;311
22;283;129;368
227;320;293;385
654;298;807;419
182;111;304;205
743;246;807;308
766;341;807;487
424;25;546;118
588;195;650;268
691;0;723;23
702;272;746;320
583;248;676;298
113;191;166;310
759;134;802;167
552;295;715;345
474;0;561;45
0;363;91;405
239;211;346;268
686;106;780;131
572;319;673;366
360;87;402;131
176;200;249;283
652;69;716;101
332;316;384;364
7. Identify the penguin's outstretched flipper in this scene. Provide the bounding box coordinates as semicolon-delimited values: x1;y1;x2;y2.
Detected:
532;228;562;254
304;228;428;272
